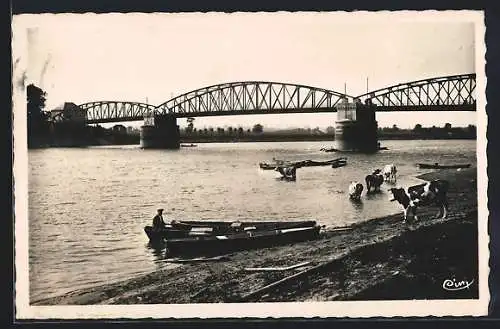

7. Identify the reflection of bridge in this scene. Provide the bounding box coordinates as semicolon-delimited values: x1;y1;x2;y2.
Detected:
74;73;476;124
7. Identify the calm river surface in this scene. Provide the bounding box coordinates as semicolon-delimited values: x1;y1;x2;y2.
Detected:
28;140;476;302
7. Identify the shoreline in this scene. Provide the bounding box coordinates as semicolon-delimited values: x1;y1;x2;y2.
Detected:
32;167;478;305
28;137;477;149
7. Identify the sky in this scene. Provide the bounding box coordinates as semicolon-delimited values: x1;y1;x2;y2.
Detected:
14;11;480;129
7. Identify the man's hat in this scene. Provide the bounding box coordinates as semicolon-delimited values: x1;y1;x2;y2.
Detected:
157;208;164;212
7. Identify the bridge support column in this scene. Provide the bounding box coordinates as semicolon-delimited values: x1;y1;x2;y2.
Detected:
140;114;180;149
334;100;378;153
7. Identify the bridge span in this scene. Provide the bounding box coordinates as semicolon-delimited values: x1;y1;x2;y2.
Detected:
75;73;476;124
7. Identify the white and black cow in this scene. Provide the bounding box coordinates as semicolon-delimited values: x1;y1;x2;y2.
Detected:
382;164;397;183
388;179;450;222
276;165;297;181
348;181;364;201
365;169;384;193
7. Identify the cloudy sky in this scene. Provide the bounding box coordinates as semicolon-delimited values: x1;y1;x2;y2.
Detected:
14;11;480;129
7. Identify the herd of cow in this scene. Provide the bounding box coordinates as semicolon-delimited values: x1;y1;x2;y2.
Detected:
348;164;450;223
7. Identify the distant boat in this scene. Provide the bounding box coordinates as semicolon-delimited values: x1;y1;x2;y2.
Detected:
417;163;471;169
181;143;197;147
260;157;347;169
331;158;347;168
259;163;278;170
259;158;293;170
321;147;388;152
295;157;347;167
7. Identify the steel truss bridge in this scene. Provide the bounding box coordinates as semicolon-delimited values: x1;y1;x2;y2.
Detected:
72;73;476;124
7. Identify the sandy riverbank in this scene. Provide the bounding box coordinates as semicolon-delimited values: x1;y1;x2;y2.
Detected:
33;167;479;305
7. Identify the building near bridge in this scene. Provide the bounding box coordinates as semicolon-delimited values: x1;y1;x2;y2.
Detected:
50;103;87;124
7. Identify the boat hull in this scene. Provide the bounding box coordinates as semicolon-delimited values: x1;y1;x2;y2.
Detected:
417;163;471;169
260;157;347;170
165;225;322;257
331;161;347;168
144;220;318;243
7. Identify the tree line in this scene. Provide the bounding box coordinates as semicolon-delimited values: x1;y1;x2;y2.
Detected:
27;84;51;148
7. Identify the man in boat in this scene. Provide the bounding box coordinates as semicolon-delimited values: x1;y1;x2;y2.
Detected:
152;208;167;232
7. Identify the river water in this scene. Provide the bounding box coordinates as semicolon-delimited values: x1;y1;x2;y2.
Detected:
27;139;476;302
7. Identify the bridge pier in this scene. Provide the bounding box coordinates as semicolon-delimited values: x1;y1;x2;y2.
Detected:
334;99;378;153
140;114;180;149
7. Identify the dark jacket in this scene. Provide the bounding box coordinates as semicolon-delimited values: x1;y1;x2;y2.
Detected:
152;214;166;231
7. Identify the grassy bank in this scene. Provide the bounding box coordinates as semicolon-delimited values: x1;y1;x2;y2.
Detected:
33;167;478;305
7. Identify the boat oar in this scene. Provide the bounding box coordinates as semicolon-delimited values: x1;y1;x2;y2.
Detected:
160;255;230;263
243;261;311;272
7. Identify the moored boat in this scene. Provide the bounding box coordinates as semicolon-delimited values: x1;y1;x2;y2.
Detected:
417;163;471;169
259;163;279;170
260;157;347;169
295;157;347;167
144;220;318;243
331;159;347;168
164;225;322;256
259;159;293;170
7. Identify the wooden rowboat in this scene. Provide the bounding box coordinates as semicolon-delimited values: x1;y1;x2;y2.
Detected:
144;220;318;243
164;225;322;257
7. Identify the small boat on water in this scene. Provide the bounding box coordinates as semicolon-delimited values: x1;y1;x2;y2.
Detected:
260;157;347;169
259;163;282;170
164;225;322;257
321;147;388;152
259;159;293;170
181;143;198;147
417;163;471;169
295;157;347;167
144;220;318;243
331;158;347;168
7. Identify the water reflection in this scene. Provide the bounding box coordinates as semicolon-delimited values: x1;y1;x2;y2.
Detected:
364;190;385;200
349;198;364;212
146;242;166;261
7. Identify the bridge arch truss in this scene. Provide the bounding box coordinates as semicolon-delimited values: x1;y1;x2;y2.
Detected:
356;73;476;111
155;82;351;117
79;101;157;124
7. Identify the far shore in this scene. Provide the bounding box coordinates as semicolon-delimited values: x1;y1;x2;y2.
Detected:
32;167;479;305
29;136;477;149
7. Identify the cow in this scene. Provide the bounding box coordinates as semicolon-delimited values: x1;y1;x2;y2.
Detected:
382;164;397;183
365;169;384;193
276;165;297;181
388;179;450;223
348;181;364;201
